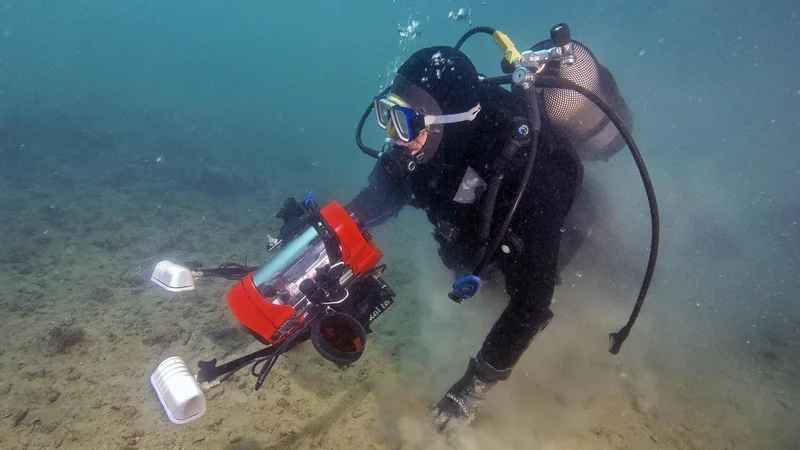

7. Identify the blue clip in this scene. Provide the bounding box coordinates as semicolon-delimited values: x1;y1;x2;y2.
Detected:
449;275;482;302
303;189;314;207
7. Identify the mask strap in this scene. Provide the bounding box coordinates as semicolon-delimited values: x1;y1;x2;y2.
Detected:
424;104;481;126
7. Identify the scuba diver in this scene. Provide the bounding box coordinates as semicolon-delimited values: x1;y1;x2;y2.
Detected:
147;23;658;436
345;25;645;435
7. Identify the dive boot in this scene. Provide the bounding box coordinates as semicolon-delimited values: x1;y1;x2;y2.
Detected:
431;354;511;435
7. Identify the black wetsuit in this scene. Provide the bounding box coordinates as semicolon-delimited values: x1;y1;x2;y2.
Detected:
347;83;583;371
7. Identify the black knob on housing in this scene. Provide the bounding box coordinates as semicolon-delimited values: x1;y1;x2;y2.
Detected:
259;284;278;298
300;279;327;305
550;23;571;47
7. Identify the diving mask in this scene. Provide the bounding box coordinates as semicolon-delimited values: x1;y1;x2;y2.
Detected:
373;93;481;142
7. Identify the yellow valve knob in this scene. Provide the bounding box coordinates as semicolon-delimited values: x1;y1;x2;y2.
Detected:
492;31;522;64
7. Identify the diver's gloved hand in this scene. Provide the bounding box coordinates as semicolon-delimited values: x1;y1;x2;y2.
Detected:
430;355;511;436
275;197;306;241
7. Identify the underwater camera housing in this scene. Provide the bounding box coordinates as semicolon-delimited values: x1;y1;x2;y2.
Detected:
226;199;395;345
148;196;396;424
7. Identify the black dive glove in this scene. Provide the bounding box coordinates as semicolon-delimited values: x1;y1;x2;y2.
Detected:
274;197;306;241
431;354;511;435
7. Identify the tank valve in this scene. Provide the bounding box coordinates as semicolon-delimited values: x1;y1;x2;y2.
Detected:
550;23;575;65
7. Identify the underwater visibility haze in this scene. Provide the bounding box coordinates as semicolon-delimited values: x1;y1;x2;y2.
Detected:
0;0;798;448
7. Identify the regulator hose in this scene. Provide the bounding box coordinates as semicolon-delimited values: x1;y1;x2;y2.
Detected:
472;86;541;277
532;75;660;355
454;26;497;50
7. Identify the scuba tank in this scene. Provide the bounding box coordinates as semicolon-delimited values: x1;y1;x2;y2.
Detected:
525;39;634;162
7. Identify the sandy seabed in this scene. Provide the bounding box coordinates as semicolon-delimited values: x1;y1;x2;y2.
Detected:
0;120;798;450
